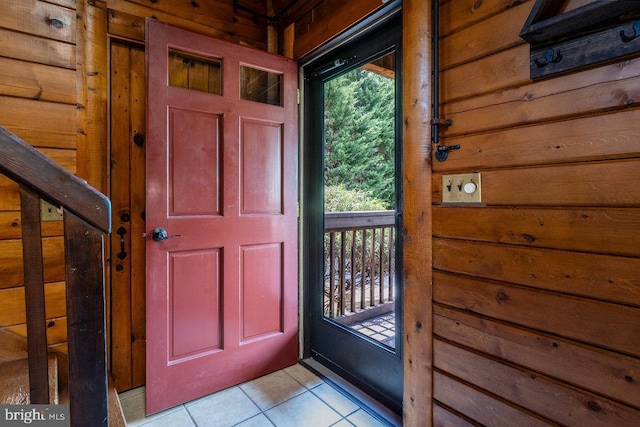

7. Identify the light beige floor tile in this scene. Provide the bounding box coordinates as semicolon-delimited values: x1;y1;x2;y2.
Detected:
119;389;147;426
120;387;186;427
138;407;195;427
264;391;342;427
185;386;260;427
234;413;276;427
239;370;307;411
284;364;324;389
347;409;388;427
312;384;359;417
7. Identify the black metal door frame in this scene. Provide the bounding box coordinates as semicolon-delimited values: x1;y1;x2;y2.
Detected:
301;11;404;412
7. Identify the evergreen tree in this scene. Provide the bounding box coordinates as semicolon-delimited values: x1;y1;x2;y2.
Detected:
324;67;396;209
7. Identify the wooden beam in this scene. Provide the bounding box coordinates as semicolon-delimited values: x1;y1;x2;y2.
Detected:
402;0;433;425
77;0;108;195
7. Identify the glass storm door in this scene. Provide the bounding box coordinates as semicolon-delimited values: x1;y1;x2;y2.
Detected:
304;15;403;412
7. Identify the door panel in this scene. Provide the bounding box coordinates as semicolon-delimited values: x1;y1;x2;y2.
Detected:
146;20;298;414
168;109;221;216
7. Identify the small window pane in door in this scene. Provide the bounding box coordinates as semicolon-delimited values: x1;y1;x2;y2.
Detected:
240;66;282;106
168;49;222;95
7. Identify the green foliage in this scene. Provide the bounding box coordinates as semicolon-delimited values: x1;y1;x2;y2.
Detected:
324;68;396;209
324;185;387;212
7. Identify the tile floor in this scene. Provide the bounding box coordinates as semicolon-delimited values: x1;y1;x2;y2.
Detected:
119;363;400;427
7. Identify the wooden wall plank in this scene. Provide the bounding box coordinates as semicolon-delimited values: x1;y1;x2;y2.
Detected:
433;271;640;357
124;0;266;42
434;371;551;426
433;238;640;307
440;1;531;69
293;0;383;58
0;96;77;133
441;44;530;103
110;42;133;391
8;316;68;346
1;127;76;150
107;9;144;42
434;160;640;207
434;339;640;426
0;57;76;104
444;76;640;136
0;282;66;327
433;207;640;257
0;238;65;290
434;305;640;409
107;0;266;50
0;0;76;43
0;28;75;69
76;0;108;194
440;0;532;37
0;211;63;240
433;403;476;427
45;0;76;9
442;60;640;136
445;57;640;116
129;46;146;388
433;109;640;171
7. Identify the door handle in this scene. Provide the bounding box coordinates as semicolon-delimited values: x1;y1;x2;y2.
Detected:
116;226;127;260
151;228;183;242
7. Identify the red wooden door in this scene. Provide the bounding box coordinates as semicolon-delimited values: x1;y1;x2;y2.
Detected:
145;21;298;414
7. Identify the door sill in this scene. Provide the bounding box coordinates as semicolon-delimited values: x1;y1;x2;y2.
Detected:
300;358;402;427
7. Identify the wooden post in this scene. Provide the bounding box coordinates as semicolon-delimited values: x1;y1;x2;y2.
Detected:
284;23;295;59
76;0;108;194
402;0;434;425
65;212;109;426
19;186;50;404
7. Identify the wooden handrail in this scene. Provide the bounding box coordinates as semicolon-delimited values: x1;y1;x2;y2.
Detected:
0;127;110;233
0;126;110;426
324;210;395;231
324;210;396;318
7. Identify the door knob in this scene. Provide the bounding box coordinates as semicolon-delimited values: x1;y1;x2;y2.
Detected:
151;228;182;242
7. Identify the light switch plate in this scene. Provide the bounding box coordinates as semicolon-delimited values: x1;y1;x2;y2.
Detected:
442;173;481;203
41;200;64;221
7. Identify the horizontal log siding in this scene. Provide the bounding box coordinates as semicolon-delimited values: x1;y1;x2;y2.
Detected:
0;0;78;355
433;1;640;425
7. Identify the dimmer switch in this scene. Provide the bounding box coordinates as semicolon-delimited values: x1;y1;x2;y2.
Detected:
442;173;481;203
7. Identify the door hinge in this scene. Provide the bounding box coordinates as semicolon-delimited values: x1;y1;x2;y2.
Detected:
297;89;300;105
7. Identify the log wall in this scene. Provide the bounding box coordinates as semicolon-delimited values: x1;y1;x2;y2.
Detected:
433;0;640;425
0;0;78;357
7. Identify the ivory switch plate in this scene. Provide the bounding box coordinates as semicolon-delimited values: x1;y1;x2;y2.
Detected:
442;173;481;203
41;200;64;221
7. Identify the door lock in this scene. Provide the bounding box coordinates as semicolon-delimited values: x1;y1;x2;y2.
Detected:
151;228;183;242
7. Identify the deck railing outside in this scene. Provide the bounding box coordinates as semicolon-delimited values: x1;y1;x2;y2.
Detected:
324;211;396;318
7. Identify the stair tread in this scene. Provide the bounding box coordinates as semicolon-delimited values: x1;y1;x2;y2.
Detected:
0;354;58;405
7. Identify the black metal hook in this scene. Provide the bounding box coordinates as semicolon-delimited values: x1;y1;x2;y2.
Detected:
620;21;640;43
116;226;127;260
534;49;563;68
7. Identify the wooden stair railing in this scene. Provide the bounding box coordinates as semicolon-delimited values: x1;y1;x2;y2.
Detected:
0;127;111;426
